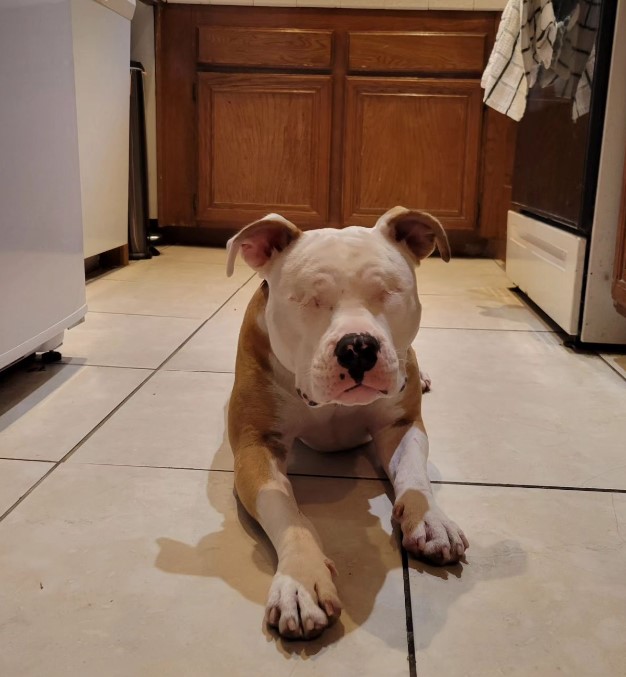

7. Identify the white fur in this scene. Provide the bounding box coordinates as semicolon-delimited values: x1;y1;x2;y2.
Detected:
264;226;420;406
256;461;341;639
375;425;469;564
231;209;466;640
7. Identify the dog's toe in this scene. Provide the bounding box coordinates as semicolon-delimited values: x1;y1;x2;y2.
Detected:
265;568;341;640
419;369;432;393
402;509;468;565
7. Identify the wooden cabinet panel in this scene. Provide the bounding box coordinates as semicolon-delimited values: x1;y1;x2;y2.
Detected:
156;6;196;227
613;150;626;317
157;5;503;250
198;27;333;70
197;73;332;226
343;77;482;230
348;31;487;75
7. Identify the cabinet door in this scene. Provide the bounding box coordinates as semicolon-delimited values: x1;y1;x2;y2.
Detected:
343;77;483;231
197;73;331;228
613;151;626;317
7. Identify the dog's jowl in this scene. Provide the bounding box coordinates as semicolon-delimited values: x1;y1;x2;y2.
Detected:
226;206;468;640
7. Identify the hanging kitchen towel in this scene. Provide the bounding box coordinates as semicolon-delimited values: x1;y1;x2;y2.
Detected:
481;0;557;121
540;0;601;121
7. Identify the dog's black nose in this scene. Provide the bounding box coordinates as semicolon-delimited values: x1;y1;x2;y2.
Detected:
334;333;380;383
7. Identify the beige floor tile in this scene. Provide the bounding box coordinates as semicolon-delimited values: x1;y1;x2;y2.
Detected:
60;312;202;369
86;266;253;319
0;459;52;515
413;329;626;489
68;371;235;470
164;279;260;373
416;258;513;296
104;259;238;284
0;464;408;677
419;287;553;331
474;0;506;9
428;0;473;8
297;0;341;7
0;364;148;461
153;245;247;267
600;353;626;380
409;485;626;677
68;369;384;478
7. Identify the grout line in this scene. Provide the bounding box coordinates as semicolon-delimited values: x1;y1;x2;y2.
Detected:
598;355;626;383
431;480;626;494
60;362;154;371
417;326;557;334
0;457;55;464
69;461;220;472
161;368;236;374
419;326;555;333
0;274;255;525
86;310;208;320
36;460;626;496
0;464;59;523
401;541;418;677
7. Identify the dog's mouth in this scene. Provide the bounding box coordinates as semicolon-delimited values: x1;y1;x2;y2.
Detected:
344;383;387;395
333;382;389;406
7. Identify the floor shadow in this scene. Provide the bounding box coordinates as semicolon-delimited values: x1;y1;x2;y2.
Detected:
155;397;527;656
407;479;528;651
155;398;405;654
0;359;78;428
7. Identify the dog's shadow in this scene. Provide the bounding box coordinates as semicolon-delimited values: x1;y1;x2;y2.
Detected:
154;399;527;656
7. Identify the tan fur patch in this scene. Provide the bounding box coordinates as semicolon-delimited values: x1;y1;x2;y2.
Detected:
372;348;425;463
397;348;425;430
229;282;287;518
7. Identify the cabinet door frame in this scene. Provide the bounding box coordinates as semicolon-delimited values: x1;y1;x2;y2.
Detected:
612;150;626;315
196;72;332;228
342;76;483;231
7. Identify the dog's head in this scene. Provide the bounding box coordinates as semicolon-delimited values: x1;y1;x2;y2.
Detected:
227;206;450;407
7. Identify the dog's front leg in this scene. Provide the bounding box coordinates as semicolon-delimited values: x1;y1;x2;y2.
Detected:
373;422;468;565
234;445;341;639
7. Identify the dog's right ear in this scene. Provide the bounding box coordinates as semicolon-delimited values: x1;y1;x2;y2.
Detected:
226;214;302;277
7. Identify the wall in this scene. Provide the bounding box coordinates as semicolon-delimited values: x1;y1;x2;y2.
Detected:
131;2;158;220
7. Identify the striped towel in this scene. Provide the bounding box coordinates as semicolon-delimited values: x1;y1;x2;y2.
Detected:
540;0;601;120
481;0;557;121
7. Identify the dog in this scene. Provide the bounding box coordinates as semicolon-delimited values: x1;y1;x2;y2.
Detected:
225;206;468;640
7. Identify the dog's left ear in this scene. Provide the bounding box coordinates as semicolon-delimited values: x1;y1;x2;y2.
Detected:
226;213;302;277
374;206;451;263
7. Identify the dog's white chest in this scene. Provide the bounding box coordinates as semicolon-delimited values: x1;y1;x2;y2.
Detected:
294;400;395;452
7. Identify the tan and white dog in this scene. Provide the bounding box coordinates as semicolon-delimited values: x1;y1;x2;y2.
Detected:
226;206;468;640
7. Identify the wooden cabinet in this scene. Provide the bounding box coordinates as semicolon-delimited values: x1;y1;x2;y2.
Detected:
197;73;332;226
343;77;482;229
157;5;513;252
613;151;626;317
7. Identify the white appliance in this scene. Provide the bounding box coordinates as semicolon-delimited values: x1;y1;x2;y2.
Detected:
506;0;626;345
0;0;86;371
72;0;135;258
0;0;136;371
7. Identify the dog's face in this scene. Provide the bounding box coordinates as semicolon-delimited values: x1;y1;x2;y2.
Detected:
227;207;450;407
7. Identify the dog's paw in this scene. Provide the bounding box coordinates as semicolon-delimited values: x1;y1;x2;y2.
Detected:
394;503;468;565
419;370;432;393
265;558;342;640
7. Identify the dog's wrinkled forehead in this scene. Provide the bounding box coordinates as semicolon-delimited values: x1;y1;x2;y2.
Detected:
278;226;409;283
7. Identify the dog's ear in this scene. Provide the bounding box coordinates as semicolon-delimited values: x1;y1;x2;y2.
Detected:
374;206;451;263
226;214;302;277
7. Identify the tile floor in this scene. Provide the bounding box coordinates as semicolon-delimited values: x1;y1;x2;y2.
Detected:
1;246;625;677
